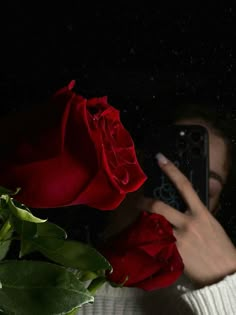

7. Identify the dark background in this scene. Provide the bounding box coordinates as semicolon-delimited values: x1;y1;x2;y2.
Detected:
1;3;236;243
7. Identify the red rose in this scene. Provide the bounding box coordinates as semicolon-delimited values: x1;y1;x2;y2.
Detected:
102;211;184;291
0;81;146;210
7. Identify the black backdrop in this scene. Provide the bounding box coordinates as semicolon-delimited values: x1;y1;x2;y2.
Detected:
1;3;236;244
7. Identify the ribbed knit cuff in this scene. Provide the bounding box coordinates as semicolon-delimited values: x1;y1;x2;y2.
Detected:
180;273;236;314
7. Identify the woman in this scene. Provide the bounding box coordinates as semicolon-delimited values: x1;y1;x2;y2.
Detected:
80;103;236;314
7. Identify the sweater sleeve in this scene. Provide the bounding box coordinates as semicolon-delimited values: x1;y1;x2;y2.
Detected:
78;274;236;315
178;272;236;314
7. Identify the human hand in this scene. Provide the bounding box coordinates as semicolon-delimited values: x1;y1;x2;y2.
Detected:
139;153;236;288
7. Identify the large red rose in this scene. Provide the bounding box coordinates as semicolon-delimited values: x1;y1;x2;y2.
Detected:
102;211;184;290
0;80;147;209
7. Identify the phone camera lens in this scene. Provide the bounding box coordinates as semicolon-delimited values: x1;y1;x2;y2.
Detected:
191;132;201;142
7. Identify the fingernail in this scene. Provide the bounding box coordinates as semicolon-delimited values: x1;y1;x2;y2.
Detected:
155;153;168;165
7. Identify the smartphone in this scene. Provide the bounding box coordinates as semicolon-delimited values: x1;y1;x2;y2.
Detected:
142;124;209;212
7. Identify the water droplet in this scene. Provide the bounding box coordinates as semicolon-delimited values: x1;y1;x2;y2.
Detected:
121;172;129;185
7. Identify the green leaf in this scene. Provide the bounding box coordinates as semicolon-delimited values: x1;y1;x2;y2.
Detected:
0;207;10;222
19;222;67;258
0;219;13;260
20;240;35;258
9;216;38;257
37;221;67;239
0;239;12;261
26;237;111;272
0;230;13;261
0;187;20;196
0;219;12;240
0;260;94;315
7;198;47;223
11;217;37;239
65;309;80;315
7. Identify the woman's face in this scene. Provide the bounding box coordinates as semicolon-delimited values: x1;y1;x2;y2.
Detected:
175;118;229;213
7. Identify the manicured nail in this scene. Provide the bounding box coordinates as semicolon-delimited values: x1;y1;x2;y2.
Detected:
155;153;168;165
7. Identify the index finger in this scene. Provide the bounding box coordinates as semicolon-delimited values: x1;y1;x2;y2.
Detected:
156;153;207;215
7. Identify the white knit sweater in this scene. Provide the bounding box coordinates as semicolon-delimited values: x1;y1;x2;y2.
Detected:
79;273;236;314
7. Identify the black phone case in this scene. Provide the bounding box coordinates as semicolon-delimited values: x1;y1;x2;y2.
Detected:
142;125;209;212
